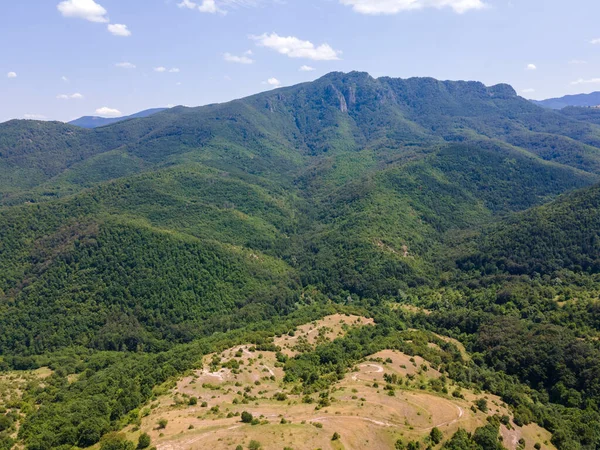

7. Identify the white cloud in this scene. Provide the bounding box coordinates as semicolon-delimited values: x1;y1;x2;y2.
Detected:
177;0;263;14
177;0;197;8
7;72;17;79
569;60;588;65
57;0;109;23
154;67;179;73
57;93;84;100
24;114;47;120
591;38;600;45
571;78;600;86
266;77;281;87
95;107;122;117
526;63;537;71
223;52;254;64
177;0;224;13
61;75;69;82
339;0;486;14
251;33;341;61
521;88;535;94
299;65;315;72
199;0;222;13
115;62;136;69
107;23;131;37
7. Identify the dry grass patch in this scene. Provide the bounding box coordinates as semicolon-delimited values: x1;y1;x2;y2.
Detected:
274;314;374;357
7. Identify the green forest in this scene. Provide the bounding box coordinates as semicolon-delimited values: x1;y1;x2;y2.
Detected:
1;72;600;449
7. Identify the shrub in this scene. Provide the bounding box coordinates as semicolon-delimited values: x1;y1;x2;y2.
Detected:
430;427;443;445
100;433;135;450
475;398;488;413
248;440;262;450
137;433;151;450
241;411;253;423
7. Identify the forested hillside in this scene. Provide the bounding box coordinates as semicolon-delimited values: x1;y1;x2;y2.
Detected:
1;72;600;450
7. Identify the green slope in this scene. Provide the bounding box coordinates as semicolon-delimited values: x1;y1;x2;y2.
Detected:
457;183;600;276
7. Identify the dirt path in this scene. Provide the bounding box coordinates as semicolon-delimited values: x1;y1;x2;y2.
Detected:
312;415;394;427
415;401;465;431
286;327;320;341
352;363;384;381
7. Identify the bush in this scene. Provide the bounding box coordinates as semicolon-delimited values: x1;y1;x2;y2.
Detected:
475;399;488;413
100;433;135;450
241;411;253;423
157;419;168;429
430;427;443;445
332;432;341;441
137;433;151;450
248;440;262;450
188;397;198;406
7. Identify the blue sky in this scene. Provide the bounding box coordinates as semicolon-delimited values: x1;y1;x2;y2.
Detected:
1;0;600;123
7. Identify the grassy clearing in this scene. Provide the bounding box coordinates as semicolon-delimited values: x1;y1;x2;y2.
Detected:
116;317;554;450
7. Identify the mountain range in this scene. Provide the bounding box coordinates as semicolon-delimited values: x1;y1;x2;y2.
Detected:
532;91;600;109
1;72;600;450
68;108;167;129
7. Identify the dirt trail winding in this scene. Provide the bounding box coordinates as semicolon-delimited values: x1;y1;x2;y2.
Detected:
352;363;384;381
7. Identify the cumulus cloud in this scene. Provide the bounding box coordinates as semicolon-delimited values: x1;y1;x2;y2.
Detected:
177;0;263;14
526;63;537;71
7;72;17;79
154;67;167;72
521;88;535;94
299;65;315;71
223;52;254;64
169;68;180;73
57;93;84;100
58;0;130;37
591;38;600;44
178;0;224;13
571;78;600;86
266;77;281;87
178;0;197;8
107;23;131;36
95;107;122;117
115;62;136;69
57;0;109;22
198;0;221;12
339;0;486;14
251;33;341;61
24;114;47;120
62;75;69;82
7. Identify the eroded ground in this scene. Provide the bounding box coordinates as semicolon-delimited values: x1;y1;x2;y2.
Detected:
120;315;555;450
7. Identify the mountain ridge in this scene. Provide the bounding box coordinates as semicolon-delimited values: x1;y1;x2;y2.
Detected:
532;91;600;109
68;107;168;129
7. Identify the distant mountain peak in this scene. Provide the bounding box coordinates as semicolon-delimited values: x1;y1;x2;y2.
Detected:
69;107;167;129
532;91;600;110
